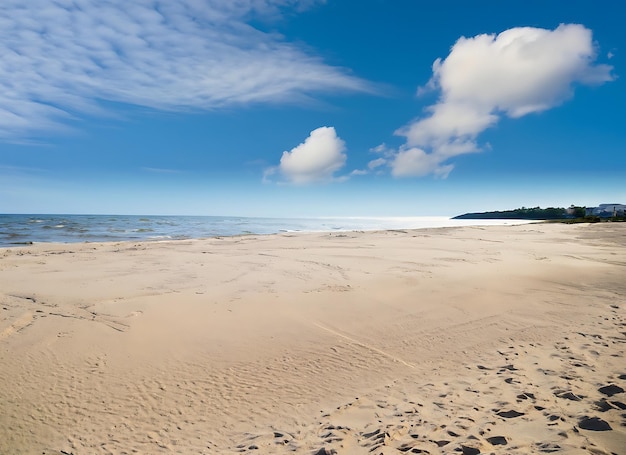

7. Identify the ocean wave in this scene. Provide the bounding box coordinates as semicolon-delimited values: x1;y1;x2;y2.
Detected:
0;214;536;247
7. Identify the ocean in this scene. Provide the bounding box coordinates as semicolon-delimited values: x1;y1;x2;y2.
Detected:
0;214;534;247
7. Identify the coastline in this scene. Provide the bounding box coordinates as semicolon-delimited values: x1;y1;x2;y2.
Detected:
1;222;625;454
0;213;536;247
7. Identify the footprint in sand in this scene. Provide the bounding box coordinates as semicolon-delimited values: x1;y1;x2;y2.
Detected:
598;384;624;397
578;416;612;431
495;409;525;418
593;399;626;412
486;435;508;446
554;390;584;401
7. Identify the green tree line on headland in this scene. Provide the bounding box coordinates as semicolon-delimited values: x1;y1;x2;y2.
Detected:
454;206;569;220
454;206;589;220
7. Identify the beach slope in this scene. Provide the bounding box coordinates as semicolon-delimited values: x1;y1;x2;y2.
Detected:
1;223;625;454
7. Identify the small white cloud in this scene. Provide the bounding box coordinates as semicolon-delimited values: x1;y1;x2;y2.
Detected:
368;157;387;170
350;169;368;176
390;24;614;178
276;126;347;184
370;143;390;154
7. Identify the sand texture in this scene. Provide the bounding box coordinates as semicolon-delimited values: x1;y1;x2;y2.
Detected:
1;223;625;454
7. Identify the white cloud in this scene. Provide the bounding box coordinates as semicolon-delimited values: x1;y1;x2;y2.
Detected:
0;0;371;140
391;24;614;178
397;102;497;150
390;147;453;178
275;126;347;184
368;157;387;170
370;143;390;154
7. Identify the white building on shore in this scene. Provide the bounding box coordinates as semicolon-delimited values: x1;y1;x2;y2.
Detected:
585;203;626;217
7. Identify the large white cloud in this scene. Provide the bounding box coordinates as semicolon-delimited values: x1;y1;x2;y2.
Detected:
390;24;614;177
275;126;347;184
0;0;371;140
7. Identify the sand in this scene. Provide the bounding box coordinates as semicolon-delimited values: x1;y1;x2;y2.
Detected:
0;222;625;455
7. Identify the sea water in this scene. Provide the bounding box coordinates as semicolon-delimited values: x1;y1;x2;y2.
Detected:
0;214;534;246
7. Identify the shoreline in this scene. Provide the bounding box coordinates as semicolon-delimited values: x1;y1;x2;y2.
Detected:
0;218;540;249
0;213;538;248
1;223;624;454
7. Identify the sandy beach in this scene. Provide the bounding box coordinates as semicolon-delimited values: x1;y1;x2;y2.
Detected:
1;222;624;455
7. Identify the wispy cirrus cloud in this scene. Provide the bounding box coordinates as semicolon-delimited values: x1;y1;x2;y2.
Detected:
378;24;615;178
0;0;372;140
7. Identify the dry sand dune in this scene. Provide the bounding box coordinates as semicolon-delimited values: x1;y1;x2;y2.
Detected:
0;223;624;454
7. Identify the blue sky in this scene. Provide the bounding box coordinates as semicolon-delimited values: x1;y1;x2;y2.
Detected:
1;0;624;216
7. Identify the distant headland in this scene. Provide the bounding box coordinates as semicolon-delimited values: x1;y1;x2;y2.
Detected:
454;203;626;222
